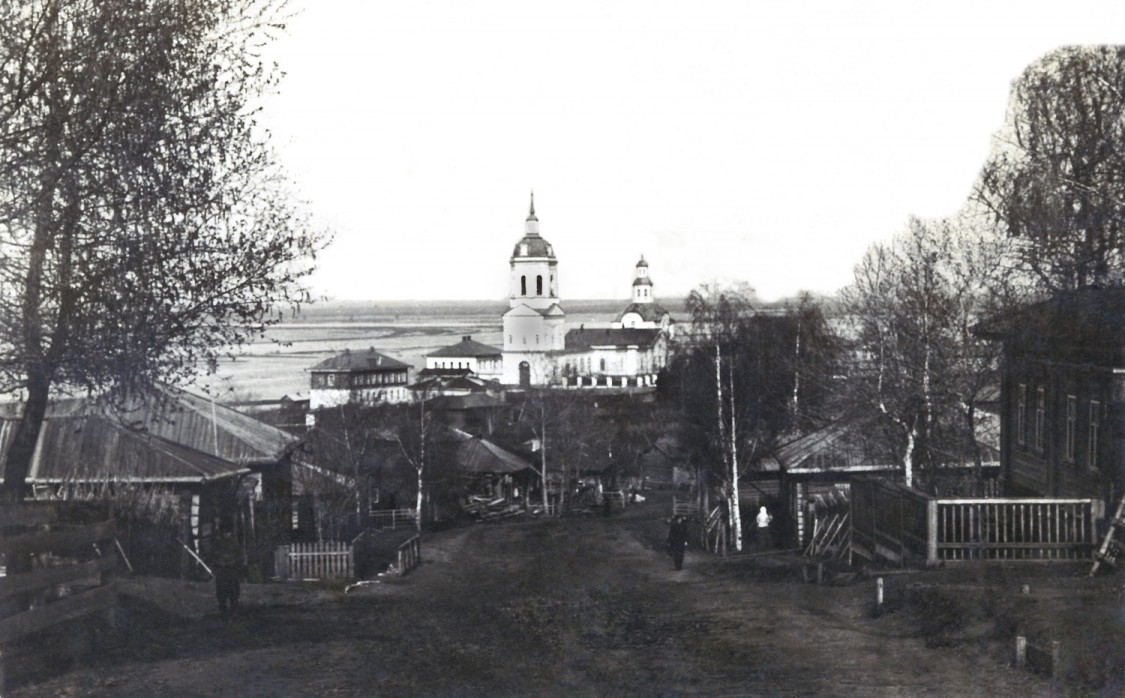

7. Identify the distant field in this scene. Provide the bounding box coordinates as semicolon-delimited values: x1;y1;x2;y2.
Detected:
200;298;685;402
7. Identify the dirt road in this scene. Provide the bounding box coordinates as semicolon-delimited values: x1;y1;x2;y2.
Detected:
13;501;1055;696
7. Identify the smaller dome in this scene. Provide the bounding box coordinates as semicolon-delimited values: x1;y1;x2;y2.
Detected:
632;276;653;286
636;255;648;267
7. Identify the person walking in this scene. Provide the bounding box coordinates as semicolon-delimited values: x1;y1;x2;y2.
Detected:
211;528;245;618
755;505;773;548
666;514;689;570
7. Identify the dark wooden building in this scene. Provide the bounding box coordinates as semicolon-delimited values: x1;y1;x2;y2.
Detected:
980;287;1124;516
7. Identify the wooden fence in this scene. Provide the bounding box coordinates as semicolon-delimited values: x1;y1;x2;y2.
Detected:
0;506;118;689
370;508;417;531
851;476;1096;566
933;499;1094;562
672;497;699;518
274;541;353;581
395;535;421;576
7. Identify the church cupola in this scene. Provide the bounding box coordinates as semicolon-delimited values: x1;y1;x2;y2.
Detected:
632;254;654;303
509;191;560;309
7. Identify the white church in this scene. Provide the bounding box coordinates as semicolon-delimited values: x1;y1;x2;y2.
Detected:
500;195;672;389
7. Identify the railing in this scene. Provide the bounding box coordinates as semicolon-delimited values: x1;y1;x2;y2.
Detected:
370;508;417;531
274;541;353;580
851;477;1096;566
933;499;1094;562
396;535;421;576
0;507;118;690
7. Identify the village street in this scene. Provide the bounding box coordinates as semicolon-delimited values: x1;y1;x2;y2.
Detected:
14;499;1056;697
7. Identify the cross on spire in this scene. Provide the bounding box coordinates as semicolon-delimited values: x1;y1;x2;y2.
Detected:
527;190;537;221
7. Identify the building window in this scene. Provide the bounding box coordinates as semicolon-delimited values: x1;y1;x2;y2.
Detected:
521;276;527;295
536;275;543;295
1065;395;1076;462
1016;384;1026;445
327;374;336;387
1087;401;1100;471
600;358;606;372
1034;387;1045;452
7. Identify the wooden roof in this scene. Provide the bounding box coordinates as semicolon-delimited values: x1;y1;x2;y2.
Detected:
0;383;298;485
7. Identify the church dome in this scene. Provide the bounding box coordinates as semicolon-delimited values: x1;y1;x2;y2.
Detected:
511;193;556;259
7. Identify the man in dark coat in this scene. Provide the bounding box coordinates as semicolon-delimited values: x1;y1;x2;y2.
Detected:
667;515;689;570
211;529;245;617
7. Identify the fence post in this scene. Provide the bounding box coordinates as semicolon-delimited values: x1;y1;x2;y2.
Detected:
1016;636;1027;667
1050;640;1061;679
875;577;884;616
926;499;938;567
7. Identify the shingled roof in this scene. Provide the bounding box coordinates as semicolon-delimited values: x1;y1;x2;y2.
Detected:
310;347;410;373
456;437;533;474
427;336;502;358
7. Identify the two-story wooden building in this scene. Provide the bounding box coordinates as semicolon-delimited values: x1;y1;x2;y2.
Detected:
309;347;413;409
980;286;1124;517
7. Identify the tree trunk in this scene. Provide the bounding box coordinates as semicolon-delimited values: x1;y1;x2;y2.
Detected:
727;354;742;552
0;370;51;503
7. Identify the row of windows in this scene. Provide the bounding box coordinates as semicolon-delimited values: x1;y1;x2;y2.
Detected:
1016;383;1100;470
313;371;407;389
433;359;499;370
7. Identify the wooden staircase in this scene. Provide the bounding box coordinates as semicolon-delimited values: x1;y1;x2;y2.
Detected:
1089;492;1125;576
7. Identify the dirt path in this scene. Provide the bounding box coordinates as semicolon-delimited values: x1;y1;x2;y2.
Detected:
13;501;1055;696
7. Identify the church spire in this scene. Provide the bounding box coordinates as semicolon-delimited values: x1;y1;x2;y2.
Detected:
527;190;537;222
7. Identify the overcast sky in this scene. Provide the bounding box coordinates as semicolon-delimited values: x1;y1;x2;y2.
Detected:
262;1;1124;303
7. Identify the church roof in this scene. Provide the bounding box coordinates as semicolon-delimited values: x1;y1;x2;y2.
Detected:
542;303;566;317
616;302;671;323
428;336;502;358
564;327;661;350
310;348;410;373
632;277;653;286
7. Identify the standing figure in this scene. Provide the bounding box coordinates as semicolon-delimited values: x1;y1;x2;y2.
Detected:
755;505;773;548
666;514;689;570
211;529;245;618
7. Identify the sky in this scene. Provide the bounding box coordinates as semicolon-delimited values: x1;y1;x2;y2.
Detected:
262;1;1125;303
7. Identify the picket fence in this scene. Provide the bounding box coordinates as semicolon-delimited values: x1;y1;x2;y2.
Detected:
274;541;353;581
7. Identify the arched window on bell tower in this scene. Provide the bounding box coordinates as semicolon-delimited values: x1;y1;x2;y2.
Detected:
536;275;543;295
521;276;527;296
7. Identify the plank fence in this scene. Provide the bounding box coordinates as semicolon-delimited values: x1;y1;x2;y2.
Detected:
0;505;118;690
851;476;1096;566
274;541;353;581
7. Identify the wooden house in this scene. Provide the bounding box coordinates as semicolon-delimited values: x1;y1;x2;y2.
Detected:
0;383;300;577
978;286;1124;517
309;347;413;408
